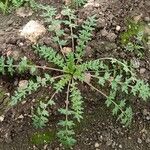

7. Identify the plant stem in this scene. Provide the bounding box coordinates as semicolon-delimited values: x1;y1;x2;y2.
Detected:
98;57;135;75
84;81;125;114
69;16;75;53
5;0;8;13
4;64;64;72
53;75;65;80
47;90;58;106
90;74;134;90
65;80;71;131
84;81;107;98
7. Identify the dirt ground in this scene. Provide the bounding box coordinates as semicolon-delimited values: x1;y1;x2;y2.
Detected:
0;0;150;150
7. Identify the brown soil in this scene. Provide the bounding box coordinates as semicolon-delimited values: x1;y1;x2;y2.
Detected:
0;0;150;150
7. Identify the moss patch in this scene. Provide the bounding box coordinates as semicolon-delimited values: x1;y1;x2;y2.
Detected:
30;130;56;145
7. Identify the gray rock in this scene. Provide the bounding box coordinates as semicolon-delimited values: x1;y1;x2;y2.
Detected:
11;50;20;61
144;17;150;22
119;144;123;149
101;29;108;37
7;20;14;26
146;116;150;120
131;58;140;68
97;18;106;28
146;138;150;143
137;138;142;144
116;25;121;31
95;142;100;148
112;141;116;148
106;140;113;146
139;68;146;74
143;109;150;116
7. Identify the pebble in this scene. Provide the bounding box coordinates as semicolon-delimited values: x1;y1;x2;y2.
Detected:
20;20;46;43
119;144;123;149
95;142;100;148
134;14;143;23
144;17;150;22
0;115;4;122
146;116;150;120
101;29;108;37
11;51;20;61
143;109;150;116
131;58;140;68
7;20;14;26
116;25;121;31
18;114;24;119
137;138;142;144
146;138;150;143
139;68;146;74
18;80;28;90
97;18;106;28
111;141;116;148
106;140;113;146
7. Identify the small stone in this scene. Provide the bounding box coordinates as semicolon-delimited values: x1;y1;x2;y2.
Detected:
146;116;150;120
20;20;46;43
0;30;5;35
7;20;14;26
139;68;146;74
18;80;28;90
146;138;150;143
116;25;121;31
131;58;140;68
106;140;113;146
85;46;93;57
0;115;4;122
144;26;150;36
144;17;150;22
119;144;123;149
18;114;24;119
101;29;108;37
84;0;100;8
143;109;149;116
137;138;142;144
16;7;33;17
19;42;24;46
134;14;143;23
64;0;71;5
44;144;48;149
11;51;20;61
97;18;106;28
95;142;100;148
111;141;116;148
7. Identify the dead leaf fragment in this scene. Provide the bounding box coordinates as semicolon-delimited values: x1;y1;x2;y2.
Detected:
84;72;91;83
64;0;72;5
62;47;72;54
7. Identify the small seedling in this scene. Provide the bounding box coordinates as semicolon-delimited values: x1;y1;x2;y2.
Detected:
121;20;147;57
0;0;37;14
